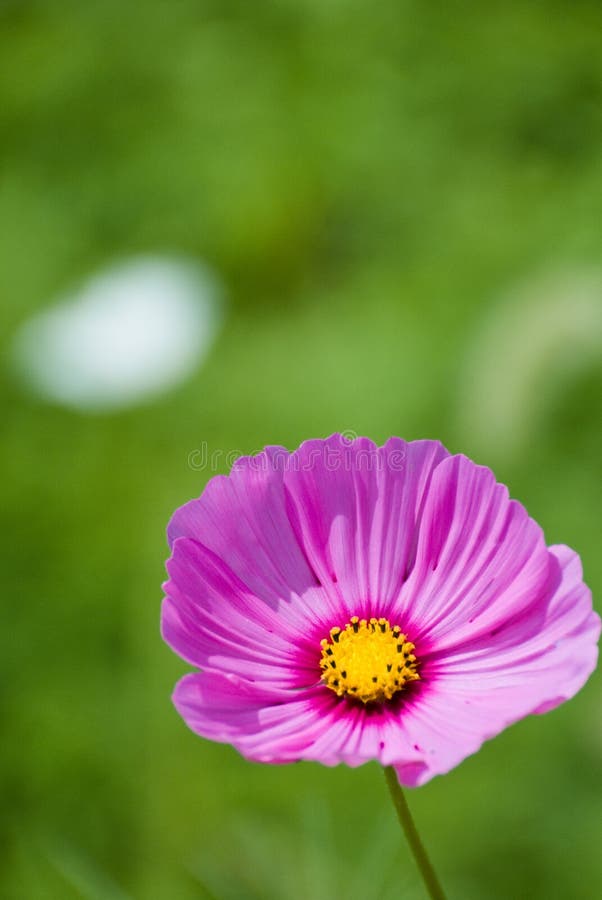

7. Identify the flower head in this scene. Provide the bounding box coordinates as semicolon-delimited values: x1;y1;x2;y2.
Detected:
161;435;600;786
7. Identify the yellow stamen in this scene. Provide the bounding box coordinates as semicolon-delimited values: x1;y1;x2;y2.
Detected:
319;616;420;704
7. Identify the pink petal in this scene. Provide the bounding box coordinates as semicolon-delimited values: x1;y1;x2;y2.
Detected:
390;546;601;786
173;672;342;764
424;545;600;712
167;446;328;620
397;454;552;648
282;435;449;619
173;671;427;770
162;537;321;687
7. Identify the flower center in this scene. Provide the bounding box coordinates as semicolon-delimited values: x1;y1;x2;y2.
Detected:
319;616;420;704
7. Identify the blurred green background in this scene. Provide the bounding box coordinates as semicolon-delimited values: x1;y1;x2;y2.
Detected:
2;1;602;898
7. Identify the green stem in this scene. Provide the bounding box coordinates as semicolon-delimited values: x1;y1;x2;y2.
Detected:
383;767;447;900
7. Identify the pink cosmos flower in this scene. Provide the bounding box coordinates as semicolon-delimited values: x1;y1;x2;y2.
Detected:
161;435;600;787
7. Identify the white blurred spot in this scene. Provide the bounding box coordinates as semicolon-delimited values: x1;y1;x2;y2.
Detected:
12;256;224;412
456;269;602;459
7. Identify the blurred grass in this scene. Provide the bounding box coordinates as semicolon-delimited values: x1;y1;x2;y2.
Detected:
1;1;602;898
